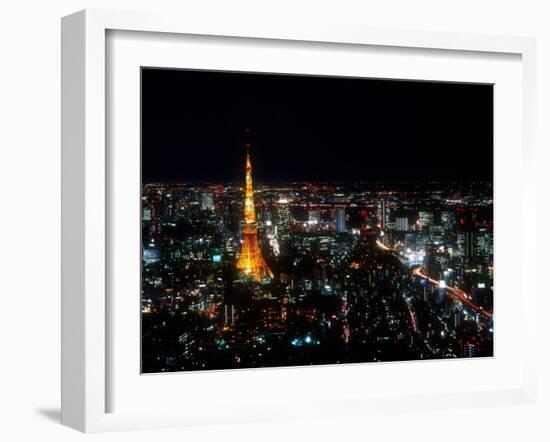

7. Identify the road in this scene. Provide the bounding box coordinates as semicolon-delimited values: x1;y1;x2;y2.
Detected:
411;267;492;318
375;240;493;319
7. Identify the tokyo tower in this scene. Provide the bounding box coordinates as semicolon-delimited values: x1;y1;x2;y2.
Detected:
236;131;274;281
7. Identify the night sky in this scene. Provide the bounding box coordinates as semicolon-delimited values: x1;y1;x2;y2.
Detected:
141;68;493;184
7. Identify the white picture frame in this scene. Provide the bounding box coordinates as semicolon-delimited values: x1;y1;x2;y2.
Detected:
61;9;537;433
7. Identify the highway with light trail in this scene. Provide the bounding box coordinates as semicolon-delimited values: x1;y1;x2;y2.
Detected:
411;267;492;318
375;240;493;319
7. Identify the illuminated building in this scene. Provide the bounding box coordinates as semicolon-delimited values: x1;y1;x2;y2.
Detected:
143;246;160;264
336;206;346;234
429;225;445;244
376;199;390;230
201;192;214;211
236;137;274;281
223;304;236;327
475;228;493;264
142;207;152;221
425;240;440;278
395;216;408;232
418;211;434;229
441;211;456;228
457;231;475;258
457;212;475;261
259;300;284;330
276;198;290;240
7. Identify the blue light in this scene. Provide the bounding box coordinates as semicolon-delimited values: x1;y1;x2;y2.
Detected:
143;248;160;264
304;336;312;344
212;254;222;263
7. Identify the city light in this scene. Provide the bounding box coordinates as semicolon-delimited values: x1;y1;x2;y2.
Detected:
142;174;494;373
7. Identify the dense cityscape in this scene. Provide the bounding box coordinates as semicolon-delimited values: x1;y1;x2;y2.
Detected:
141;68;493;373
141;153;493;372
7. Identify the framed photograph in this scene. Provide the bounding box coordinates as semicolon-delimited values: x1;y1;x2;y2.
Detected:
139;69;496;374
62;9;537;432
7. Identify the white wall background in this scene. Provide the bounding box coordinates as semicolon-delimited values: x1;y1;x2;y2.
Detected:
0;1;548;440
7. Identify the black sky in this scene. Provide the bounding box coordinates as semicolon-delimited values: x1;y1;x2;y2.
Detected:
141;68;493;184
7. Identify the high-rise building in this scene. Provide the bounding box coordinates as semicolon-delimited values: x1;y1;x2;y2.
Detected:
376;199;390;230
429;225;445;244
149;203;162;235
441;210;457;242
223;304;236;327
143;244;160;264
458;231;475;259
201;192;214;211
236;135;274;282
418;211;434;229
457;211;475;262
277;199;291;240
425;240;440;278
336;206;346;234
396;216;408;232
475;228;493;263
142;207;152;221
440;211;456;228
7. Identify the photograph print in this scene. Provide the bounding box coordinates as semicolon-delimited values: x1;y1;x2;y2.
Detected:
141;68;494;373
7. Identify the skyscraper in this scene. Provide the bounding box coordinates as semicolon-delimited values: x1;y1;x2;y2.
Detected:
376;199;390;230
336;206;346;234
276;199;290;239
396;216;408;232
458;231;475;260
236;134;274;281
201;192;214;211
457;211;475;263
418;211;434;229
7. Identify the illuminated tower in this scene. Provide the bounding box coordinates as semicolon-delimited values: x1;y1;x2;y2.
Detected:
236;134;274;281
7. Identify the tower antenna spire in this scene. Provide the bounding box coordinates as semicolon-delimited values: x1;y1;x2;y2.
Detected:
245;127;251;156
